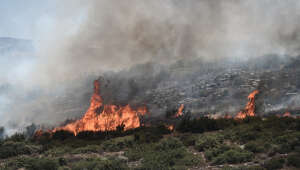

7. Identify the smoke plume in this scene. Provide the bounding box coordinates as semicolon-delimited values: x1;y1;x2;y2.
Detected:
2;0;300;134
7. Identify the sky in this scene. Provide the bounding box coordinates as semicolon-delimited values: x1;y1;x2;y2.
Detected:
0;0;56;39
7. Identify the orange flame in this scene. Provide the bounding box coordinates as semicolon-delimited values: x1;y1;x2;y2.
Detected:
53;80;147;135
235;90;259;119
283;112;292;117
174;104;184;117
166;125;174;131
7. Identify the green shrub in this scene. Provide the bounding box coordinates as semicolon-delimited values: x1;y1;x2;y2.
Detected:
205;145;253;165
72;145;102;154
244;141;265;153
71;158;128;170
155;137;184;151
195;133;224;151
0;141;40;158
212;149;253;165
25;158;59;170
45;146;72;156
178;133;199;146
102;136;134;152
6;133;26;142
222;166;265;170
264;157;285;170
126;137;202;169
3;157;59;170
287;153;300;168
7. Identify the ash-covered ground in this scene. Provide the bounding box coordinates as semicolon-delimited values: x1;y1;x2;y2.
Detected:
98;55;300;118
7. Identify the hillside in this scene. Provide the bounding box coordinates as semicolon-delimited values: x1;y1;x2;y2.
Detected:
0;116;300;170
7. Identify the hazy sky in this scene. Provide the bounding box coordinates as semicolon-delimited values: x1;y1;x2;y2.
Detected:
0;0;56;39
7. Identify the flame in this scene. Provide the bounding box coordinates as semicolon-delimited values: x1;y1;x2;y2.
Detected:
235;90;259;119
283;112;292;117
166;125;174;131
174;104;184;117
53;80;147;135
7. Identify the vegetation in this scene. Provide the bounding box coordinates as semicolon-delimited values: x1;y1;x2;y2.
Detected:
0;116;300;169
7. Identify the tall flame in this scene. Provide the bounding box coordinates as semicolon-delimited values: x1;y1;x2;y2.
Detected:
174;104;184;117
53;80;147;135
235;90;259;119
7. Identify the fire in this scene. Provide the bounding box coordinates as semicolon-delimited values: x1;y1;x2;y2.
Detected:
166;125;174;131
174;104;184;117
283;112;292;117
235;90;259;119
53;80;147;135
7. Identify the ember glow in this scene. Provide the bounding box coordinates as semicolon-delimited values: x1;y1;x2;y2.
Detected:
235;90;259;119
53;80;147;135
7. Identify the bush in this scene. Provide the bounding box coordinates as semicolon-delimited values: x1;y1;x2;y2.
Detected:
71;158;128;170
287;153;300;168
3;157;59;170
6;133;26;142
244;141;265;153
72;145;102;154
133;125;169;144
212;149;253;165
52;130;74;141
155;137;184;151
195;133;224;151
125;137;202;169
25;158;59;170
0;141;40;159
205;145;253;165
264;157;285;170
178;133;199;146
102;136;134;152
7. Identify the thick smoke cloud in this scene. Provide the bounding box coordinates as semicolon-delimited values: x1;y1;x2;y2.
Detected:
33;0;300;86
2;0;300;134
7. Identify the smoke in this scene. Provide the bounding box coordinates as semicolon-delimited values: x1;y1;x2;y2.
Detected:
2;0;300;134
31;0;300;87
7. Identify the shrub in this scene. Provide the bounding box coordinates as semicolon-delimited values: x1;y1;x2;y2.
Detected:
3;157;59;170
178;133;199;146
0;126;4;139
287;153;300;168
0;141;40;159
264;157;285;170
244;141;265;153
52;130;74;141
71;158;128;170
195;133;224;151
212;149;253;165
133;125;170;144
205;145;253;165
45;146;72;156
155;137;184;151
102;136;134;152
222;166;265;170
25;158;59;170
72;145;102;154
6;133;25;142
126;137;202;169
